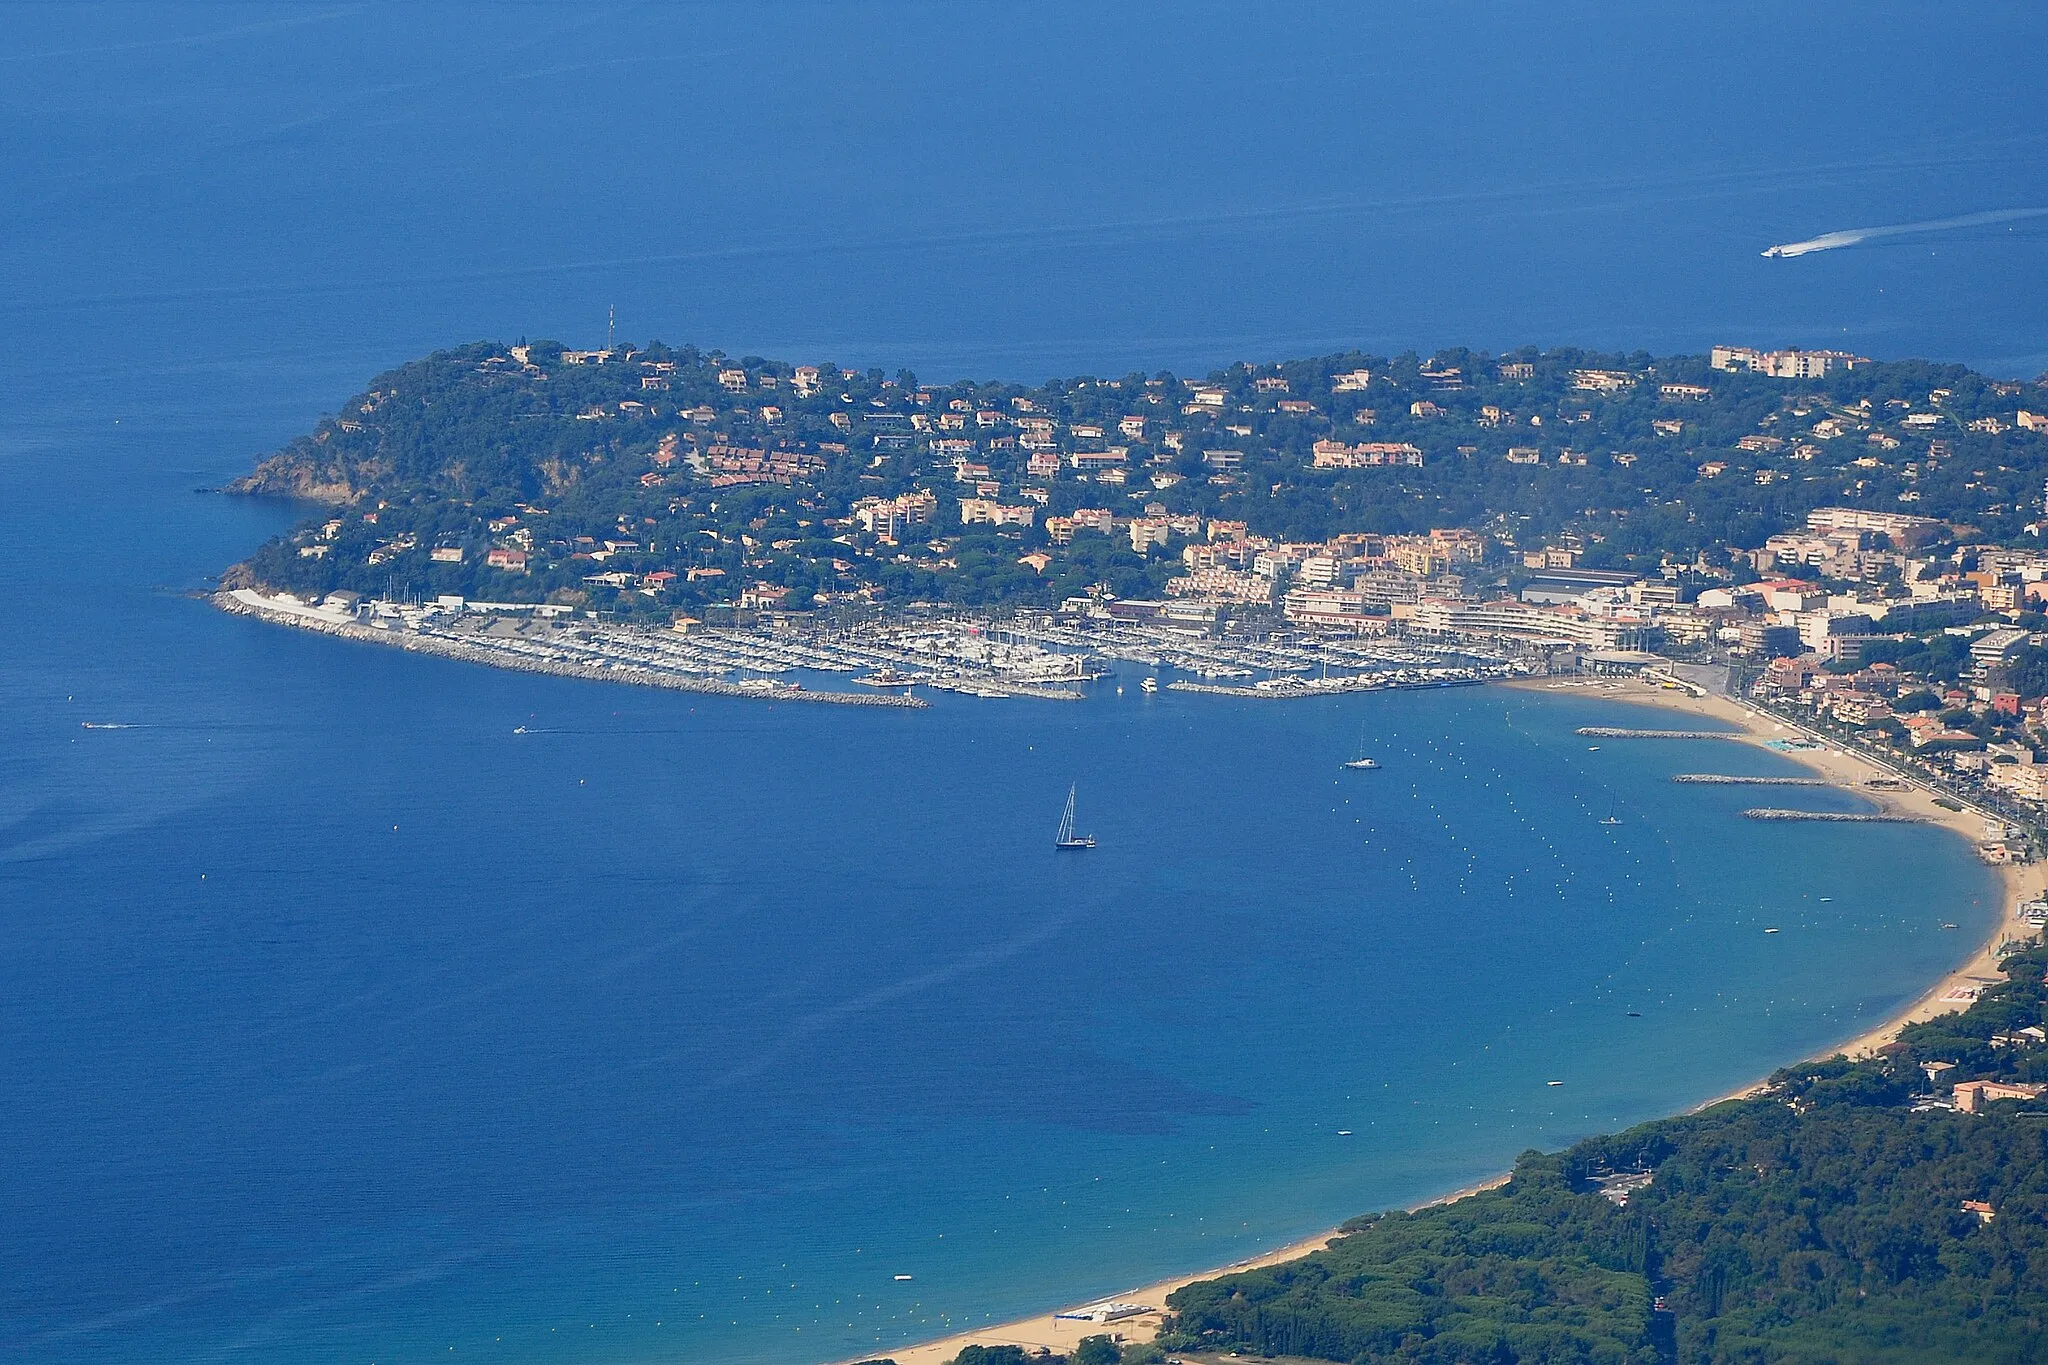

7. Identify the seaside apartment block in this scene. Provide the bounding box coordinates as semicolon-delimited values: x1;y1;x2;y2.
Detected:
1711;345;1872;379
1804;505;1947;550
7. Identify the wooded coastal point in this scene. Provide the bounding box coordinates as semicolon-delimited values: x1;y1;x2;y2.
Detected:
216;338;2048;742
221;339;2048;636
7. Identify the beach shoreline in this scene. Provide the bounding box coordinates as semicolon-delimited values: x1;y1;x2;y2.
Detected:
1518;676;2039;1077
843;674;2038;1365
848;1174;1512;1365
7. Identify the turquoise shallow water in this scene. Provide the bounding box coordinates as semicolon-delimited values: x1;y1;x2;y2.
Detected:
0;5;2037;1361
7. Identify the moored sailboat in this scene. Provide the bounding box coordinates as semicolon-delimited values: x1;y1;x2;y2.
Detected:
1054;783;1096;849
1342;725;1379;770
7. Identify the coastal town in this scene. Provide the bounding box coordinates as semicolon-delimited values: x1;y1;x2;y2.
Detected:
219;336;2048;838
228;338;2048;625
34;7;2048;1365
217;335;2048;1362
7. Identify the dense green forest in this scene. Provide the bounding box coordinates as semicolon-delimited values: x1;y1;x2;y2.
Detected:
1157;942;2048;1364
224;339;2048;615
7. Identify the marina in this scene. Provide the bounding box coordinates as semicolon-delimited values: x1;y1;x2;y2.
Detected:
216;590;928;706
216;588;1519;705
1000;618;1471;681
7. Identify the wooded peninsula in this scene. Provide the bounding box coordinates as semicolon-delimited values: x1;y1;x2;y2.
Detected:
223;340;2048;625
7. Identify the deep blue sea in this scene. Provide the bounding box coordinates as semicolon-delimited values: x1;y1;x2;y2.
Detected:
1;5;2041;1363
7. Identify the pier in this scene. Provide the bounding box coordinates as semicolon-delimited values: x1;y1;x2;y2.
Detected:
1167;673;1497;699
1673;774;1829;786
1576;727;1745;740
1741;808;1920;823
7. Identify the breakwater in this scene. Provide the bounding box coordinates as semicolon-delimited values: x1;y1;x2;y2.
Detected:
924;680;1085;702
1576;727;1744;740
1168;674;1494;700
1673;774;1829;786
1741;808;1920;823
215;592;928;707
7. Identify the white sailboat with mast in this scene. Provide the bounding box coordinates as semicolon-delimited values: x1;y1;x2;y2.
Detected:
1054;783;1095;849
1342;724;1379;770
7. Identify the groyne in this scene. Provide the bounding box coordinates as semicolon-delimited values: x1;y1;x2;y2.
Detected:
1168;675;1492;700
1576;727;1745;740
1741;808;1921;823
1673;774;1829;786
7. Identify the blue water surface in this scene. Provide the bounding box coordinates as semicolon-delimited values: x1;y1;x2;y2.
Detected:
0;4;2038;1362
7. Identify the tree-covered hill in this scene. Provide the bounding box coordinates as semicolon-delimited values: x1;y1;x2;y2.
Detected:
223;339;2048;615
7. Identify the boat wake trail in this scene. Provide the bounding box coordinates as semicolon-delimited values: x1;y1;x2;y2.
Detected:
1763;207;2048;257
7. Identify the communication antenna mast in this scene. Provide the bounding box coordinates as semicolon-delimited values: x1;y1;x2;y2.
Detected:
608;305;616;352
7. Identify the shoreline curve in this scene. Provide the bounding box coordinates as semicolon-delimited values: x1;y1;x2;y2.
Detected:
848;675;2037;1365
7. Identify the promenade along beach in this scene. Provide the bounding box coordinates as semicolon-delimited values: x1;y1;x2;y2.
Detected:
862;674;2037;1365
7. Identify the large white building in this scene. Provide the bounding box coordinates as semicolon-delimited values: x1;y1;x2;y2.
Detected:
1283;588;1387;630
1711;346;1871;379
1805;506;1946;549
854;490;939;542
1409;597;1648;650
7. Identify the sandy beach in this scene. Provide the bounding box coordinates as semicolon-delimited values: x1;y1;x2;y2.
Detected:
857;1175;1511;1365
855;1228;1337;1365
839;674;2039;1365
1525;677;2042;1066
